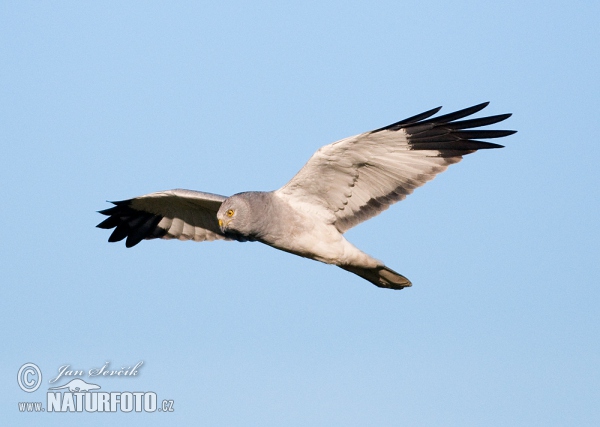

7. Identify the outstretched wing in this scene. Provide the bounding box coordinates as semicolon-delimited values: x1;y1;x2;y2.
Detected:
277;102;515;233
97;189;229;247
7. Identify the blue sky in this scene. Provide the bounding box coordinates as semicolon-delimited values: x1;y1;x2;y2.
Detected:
1;1;599;425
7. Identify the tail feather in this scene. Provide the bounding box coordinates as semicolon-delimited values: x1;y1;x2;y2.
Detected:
340;265;412;290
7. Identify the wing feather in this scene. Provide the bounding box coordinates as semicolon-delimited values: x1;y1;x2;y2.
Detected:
277;103;515;233
97;189;230;247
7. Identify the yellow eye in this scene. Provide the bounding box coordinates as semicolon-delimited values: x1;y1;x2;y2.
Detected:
226;209;234;217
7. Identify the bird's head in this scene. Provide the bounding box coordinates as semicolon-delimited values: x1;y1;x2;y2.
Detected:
216;192;269;242
216;201;234;232
216;194;252;238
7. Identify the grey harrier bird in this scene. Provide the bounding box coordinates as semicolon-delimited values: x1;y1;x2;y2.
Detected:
98;102;515;289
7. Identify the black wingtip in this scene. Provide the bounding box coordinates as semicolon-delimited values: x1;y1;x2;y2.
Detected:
96;216;120;229
395;105;443;125
107;224;129;242
371;106;443;132
98;206;120;216
372;101;514;135
377;101;516;153
97;199;167;247
125;238;141;248
417;102;490;125
473;141;505;149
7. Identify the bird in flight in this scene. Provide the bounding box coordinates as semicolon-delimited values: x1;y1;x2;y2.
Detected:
98;102;515;289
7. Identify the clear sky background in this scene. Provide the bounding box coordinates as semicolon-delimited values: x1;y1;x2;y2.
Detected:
1;1;599;426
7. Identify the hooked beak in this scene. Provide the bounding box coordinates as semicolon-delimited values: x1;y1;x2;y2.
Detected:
218;218;231;232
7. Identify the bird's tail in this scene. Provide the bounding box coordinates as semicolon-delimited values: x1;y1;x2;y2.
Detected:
340;265;412;290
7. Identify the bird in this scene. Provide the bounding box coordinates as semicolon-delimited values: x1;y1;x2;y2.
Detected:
97;102;515;290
